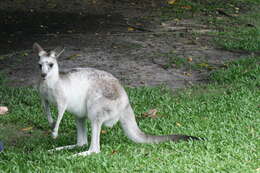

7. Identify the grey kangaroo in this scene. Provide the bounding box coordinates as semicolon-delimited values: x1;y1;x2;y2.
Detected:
34;43;201;156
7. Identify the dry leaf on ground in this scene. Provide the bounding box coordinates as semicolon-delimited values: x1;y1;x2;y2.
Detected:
183;72;192;76
167;0;177;5
181;5;192;9
143;109;159;118
187;57;193;62
20;127;33;131
111;150;118;155
101;130;107;134
128;27;135;31
0;106;8;115
176;122;182;126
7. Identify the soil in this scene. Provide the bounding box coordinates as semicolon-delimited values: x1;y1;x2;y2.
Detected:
0;0;247;89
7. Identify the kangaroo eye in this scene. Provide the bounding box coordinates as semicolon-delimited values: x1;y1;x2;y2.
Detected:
49;63;54;68
38;64;42;69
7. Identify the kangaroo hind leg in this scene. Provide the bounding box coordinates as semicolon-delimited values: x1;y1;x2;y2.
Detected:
73;119;102;156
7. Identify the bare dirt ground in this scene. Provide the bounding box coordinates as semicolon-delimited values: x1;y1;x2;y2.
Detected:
0;0;246;89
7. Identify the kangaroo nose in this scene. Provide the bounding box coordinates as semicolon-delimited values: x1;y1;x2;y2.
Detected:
41;73;47;78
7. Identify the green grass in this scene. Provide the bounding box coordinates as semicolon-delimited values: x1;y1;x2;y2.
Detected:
156;51;194;69
157;0;260;53
209;2;260;52
154;51;219;71
0;56;259;172
214;7;260;52
158;0;257;21
216;28;260;52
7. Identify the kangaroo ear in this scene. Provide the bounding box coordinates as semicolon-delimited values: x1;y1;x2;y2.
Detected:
50;46;65;59
33;42;46;56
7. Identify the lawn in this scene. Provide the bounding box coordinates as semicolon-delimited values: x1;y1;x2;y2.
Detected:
0;57;259;172
0;0;260;172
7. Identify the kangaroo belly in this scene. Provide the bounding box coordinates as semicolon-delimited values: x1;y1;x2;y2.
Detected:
64;85;88;117
66;99;87;117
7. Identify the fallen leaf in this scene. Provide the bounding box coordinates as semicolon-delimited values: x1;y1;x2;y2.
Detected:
143;109;158;118
193;29;214;34
198;63;209;68
187;57;193;62
176;122;182;126
111;150;117;154
47;2;57;8
67;54;81;60
181;5;192;9
231;14;239;17
207;66;217;70
174;18;180;22
21;127;33;131
20;52;28;57
234;7;239;13
0;106;8;115
128;27;135;31
161;22;167;27
101;130;107;134
223;63;229;67
183;72;192;76
167;0;177;5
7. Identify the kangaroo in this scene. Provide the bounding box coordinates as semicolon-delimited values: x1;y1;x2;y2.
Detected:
33;43;202;156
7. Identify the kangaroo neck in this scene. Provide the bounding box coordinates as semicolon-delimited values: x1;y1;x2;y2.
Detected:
43;71;60;88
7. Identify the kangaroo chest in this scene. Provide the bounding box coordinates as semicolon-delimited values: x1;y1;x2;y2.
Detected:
39;84;57;104
40;85;88;117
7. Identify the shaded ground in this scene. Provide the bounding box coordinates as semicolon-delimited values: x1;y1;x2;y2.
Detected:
0;1;246;89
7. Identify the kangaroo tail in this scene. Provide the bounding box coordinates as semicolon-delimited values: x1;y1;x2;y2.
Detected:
119;107;202;143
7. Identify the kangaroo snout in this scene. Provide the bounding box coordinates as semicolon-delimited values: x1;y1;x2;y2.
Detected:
41;73;47;78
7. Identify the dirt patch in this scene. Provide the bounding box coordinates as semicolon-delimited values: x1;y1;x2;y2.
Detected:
0;123;44;147
0;1;247;89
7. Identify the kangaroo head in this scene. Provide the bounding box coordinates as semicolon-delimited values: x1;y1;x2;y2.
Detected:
33;43;64;80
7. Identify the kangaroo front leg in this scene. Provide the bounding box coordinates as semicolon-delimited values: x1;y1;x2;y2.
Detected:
74;120;102;156
42;99;55;128
51;104;66;139
49;117;87;152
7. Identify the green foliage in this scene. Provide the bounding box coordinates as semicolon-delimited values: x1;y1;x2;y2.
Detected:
215;28;260;52
158;0;255;20
158;0;260;53
210;56;260;85
214;6;260;52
